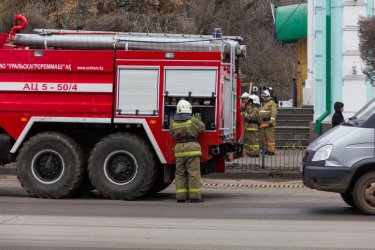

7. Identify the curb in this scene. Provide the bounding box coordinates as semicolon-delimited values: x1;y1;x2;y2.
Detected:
202;182;304;188
0;167;304;188
1;167;302;180
205;171;302;180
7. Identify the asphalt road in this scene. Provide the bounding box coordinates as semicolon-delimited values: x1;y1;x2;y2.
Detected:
0;175;374;250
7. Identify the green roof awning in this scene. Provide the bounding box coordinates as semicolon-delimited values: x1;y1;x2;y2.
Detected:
275;3;307;42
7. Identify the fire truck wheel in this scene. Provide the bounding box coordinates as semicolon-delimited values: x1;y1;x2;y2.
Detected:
88;133;157;200
16;132;84;198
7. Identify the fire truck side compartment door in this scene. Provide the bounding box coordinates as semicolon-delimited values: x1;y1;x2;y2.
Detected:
165;68;217;97
117;67;159;115
223;77;234;137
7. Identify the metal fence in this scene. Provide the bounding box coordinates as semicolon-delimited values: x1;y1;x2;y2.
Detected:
226;142;305;174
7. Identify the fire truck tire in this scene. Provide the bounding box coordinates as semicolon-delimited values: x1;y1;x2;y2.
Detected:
88;133;157;200
16;132;84;198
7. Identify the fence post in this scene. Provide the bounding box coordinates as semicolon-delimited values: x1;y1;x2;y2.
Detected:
292;78;297;107
261;140;265;169
292;63;297;107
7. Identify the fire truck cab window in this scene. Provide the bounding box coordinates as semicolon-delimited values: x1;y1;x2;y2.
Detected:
117;67;159;116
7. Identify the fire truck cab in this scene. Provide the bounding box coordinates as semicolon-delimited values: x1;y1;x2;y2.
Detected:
0;16;246;199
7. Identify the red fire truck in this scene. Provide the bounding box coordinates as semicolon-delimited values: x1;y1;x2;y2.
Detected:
0;15;246;199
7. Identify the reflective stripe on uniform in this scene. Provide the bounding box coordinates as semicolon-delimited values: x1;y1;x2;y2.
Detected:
245;127;258;131
244;144;259;152
175;151;202;157
176;189;189;193
176;188;201;193
189;188;201;193
172;120;192;129
259;110;270;113
260;123;269;128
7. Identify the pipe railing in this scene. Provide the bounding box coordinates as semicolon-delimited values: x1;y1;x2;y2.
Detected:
8;15;27;42
315;0;332;134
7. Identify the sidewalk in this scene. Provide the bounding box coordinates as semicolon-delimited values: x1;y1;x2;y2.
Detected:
204;172;303;188
202;178;304;188
205;171;301;180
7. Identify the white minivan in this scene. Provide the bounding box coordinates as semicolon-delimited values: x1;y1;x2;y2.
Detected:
302;98;375;214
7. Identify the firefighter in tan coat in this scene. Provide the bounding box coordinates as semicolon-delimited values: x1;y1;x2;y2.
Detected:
241;92;260;157
259;90;277;155
170;100;205;203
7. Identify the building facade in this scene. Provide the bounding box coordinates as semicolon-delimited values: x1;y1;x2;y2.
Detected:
304;0;375;123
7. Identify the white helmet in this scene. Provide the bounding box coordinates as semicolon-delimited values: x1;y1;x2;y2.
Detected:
252;86;258;93
250;94;260;105
176;99;192;114
261;90;270;97
241;92;250;99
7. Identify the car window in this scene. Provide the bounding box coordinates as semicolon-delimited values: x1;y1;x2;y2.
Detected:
353;98;375;121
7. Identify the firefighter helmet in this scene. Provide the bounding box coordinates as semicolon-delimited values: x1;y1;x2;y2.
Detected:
250;94;260;105
261;90;270;97
252;86;258;93
176;99;192;114
241;92;250;99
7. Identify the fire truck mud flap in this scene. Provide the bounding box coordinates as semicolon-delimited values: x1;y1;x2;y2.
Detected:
219;143;243;161
147;164;175;195
88;133;157;200
0;133;11;165
16;132;84;198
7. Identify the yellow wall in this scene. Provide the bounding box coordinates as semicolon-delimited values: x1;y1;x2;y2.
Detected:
296;39;307;107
